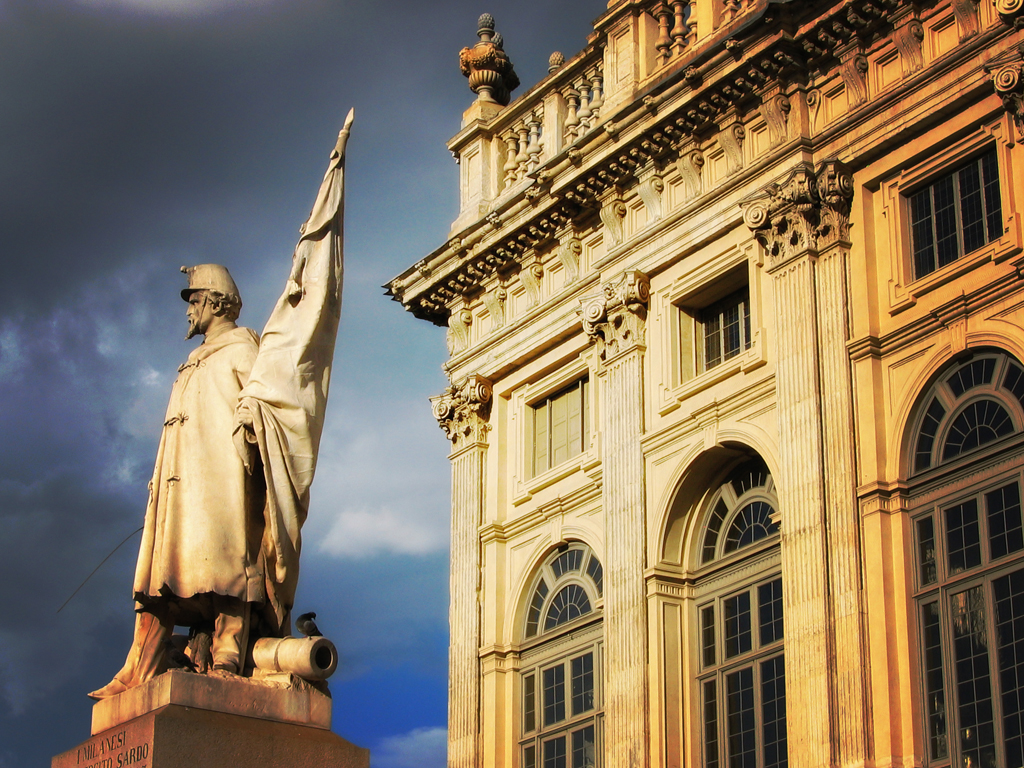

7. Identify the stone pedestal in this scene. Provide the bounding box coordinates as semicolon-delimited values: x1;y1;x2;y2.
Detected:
52;670;369;768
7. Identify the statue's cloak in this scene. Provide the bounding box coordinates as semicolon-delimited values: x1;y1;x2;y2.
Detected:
134;327;264;606
234;113;352;635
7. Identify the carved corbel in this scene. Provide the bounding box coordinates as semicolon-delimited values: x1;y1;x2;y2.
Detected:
636;166;665;222
447;306;473;354
950;0;981;39
557;235;582;283
839;51;869;107
760;93;791;147
600;195;628;247
579;270;651;361
520;256;544;305
430;375;493;449
481;283;507;329
718;122;746;176
893;17;924;75
741;161;854;272
676;146;704;201
992;63;1024;138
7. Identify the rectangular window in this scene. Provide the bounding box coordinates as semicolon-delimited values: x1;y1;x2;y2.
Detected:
543;665;566;726
570;653;594;715
701;289;751;371
532;379;589;477
910;149;1002;279
524;673;537;733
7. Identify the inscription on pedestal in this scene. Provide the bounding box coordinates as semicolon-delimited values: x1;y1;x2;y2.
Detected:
54;722;153;768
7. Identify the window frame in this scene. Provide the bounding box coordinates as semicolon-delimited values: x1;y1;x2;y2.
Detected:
880;124;1019;315
530;377;590;479
698;288;753;373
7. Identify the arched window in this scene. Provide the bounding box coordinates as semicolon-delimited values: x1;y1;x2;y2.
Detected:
694;458;787;768
912;353;1024;473
520;543;604;768
909;351;1024;767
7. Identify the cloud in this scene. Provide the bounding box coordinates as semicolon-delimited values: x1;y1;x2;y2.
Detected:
69;0;273;16
320;506;448;558
373;726;447;768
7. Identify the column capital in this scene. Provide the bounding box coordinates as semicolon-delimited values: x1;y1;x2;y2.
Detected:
580;269;650;362
741;160;854;273
431;374;493;450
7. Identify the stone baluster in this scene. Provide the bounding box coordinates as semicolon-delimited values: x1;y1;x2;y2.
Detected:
655;3;673;61
741;161;869;768
503;133;519;190
580;270;652;768
564;87;581;142
526;112;543;172
577;79;593;131
515;124;530;181
430;376;493;768
669;0;690;54
588;70;604;122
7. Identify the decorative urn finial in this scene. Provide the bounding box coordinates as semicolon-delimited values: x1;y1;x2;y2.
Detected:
458;13;520;106
548;51;565;73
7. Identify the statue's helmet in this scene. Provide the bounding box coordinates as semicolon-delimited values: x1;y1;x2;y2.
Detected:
180;264;241;304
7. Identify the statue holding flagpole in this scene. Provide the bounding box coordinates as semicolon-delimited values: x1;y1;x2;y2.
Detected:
90;109;355;699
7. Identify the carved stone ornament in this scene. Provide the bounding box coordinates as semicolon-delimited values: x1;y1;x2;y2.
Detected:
600;196;628;247
893;18;924;75
459;14;520;106
431;375;494;448
993;63;1024;137
579;270;651;361
447;307;473;355
741;160;855;271
677;147;704;201
840;51;869;107
996;0;1024;26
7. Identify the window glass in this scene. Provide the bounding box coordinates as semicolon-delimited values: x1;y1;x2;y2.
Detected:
701;289;751;371
532;379;589;477
910;149;1002;279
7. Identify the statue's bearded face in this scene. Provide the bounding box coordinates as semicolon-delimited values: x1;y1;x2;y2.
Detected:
185;291;212;340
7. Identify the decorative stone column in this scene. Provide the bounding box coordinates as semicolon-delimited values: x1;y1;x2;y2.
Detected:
430;375;493;768
580;270;651;768
742;161;869;768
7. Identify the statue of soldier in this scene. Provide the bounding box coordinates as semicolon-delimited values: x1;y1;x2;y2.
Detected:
90;110;352;701
90;265;264;698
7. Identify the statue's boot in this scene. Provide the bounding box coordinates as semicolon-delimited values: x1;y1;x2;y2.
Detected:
87;610;171;700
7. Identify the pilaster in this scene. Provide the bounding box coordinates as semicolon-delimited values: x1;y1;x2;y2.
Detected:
742;161;869;768
581;269;651;768
431;375;493;768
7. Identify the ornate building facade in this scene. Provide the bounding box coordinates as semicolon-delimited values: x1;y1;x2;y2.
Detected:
388;2;1024;767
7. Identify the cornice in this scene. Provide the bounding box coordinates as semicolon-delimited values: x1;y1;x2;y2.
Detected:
385;0;907;328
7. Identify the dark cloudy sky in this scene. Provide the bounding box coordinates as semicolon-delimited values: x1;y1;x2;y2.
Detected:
0;0;602;764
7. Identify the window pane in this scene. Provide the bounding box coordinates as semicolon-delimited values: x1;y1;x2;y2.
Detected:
950;586;997;768
918;516;938;586
527;580;549;637
987;483;1024;561
545;585;592;630
946;500;982;574
552;549;583;578
543;665;566;726
994;568;1024;768
759;579;784;646
959;160;986;254
702;605;717;667
911;186;936;278
551;391;570;467
571;725;595;768
726;667;756;768
942;400;1015;461
922;601;948;759
524;745;537;768
703;498;730;564
722;302;743;360
761;654;788;768
585;555;603;596
725;592;752;658
534;400;549;475
571;653;594;715
704;679;720;768
524;674;537;733
982;149;1002;244
543;736;567;768
724;501;779;553
1004;363;1024;410
933;175;960;268
915;398;947;472
948;358;996;398
705;313;722;369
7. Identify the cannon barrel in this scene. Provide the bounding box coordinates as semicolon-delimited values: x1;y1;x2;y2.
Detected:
251;636;338;680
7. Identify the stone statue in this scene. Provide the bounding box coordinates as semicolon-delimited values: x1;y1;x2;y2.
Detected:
90;110;354;700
